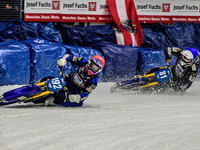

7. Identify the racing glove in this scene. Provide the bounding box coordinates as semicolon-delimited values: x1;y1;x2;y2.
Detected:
164;47;172;61
57;54;70;67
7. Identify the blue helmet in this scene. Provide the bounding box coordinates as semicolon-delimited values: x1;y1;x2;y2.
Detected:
175;48;199;77
182;48;198;64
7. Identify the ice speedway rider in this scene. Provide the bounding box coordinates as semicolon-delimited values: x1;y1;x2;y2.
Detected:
145;47;200;92
35;54;105;107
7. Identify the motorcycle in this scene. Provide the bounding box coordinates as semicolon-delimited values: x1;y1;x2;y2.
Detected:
0;67;66;106
110;64;173;94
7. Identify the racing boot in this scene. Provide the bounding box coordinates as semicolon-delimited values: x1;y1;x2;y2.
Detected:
44;95;54;106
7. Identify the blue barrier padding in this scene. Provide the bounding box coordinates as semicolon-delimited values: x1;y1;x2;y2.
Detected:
91;43;139;82
0;22;8;42
162;22;195;47
141;22;196;49
0;22;7;32
137;48;177;75
137;48;166;75
55;24;115;47
22;38;68;84
0;19;38;41
193;23;200;44
141;28;168;50
28;22;63;44
0;40;30;85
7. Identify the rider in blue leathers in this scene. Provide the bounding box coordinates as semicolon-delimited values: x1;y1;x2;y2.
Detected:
35;54;105;107
145;47;200;92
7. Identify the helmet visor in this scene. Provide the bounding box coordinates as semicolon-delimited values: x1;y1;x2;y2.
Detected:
89;62;100;73
182;55;192;63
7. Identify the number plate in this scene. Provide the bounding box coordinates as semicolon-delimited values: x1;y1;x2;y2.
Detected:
47;76;66;92
155;68;172;83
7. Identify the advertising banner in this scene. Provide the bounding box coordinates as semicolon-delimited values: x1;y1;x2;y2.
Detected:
134;0;200;23
24;0;200;23
24;0;113;22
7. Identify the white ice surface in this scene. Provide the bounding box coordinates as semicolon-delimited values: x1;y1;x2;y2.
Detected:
1;81;200;150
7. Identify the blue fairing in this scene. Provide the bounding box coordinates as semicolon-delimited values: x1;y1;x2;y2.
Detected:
3;85;42;101
155;68;172;83
1;100;18;105
47;76;66;92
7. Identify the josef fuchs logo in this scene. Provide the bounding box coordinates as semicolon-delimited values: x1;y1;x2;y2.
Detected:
162;3;170;12
52;1;60;10
88;2;96;11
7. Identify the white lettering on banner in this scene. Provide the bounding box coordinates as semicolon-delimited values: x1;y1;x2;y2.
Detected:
151;17;160;21
161;17;170;21
41;15;50;19
188;17;197;21
26;15;41;19
138;17;151;21
78;16;87;20
172;17;187;21
87;16;96;20
99;17;112;21
63;16;77;20
51;15;60;19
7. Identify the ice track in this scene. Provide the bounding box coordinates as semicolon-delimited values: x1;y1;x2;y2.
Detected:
1;82;200;150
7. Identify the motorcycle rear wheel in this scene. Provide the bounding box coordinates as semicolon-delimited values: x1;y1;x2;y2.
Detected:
110;77;149;93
